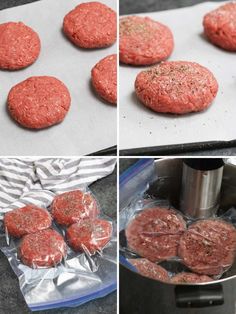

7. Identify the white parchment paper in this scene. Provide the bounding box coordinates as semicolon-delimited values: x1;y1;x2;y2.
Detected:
0;0;117;156
119;1;236;150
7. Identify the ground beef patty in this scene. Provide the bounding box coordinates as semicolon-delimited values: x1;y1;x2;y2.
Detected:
7;76;71;129
129;258;170;282
19;229;66;268
178;219;236;276
91;54;117;105
63;2;116;48
52;190;98;226
126;207;186;262
66;218;112;254
0;22;40;70
4;205;52;238
203;2;236;51
119;16;174;65
135;61;218;114
171;272;213;284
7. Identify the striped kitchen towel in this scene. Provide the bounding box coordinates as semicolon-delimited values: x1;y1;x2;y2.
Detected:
0;157;116;215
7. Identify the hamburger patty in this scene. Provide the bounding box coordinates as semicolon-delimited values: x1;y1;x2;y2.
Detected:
178;219;236;276
0;22;40;70
171;272;213;284
8;76;71;129
126;207;186;262
4;205;52;238
19;229;67;268
52;190;98;226
203;2;236;51
66;218;112;254
135;61;218;114
63;2;116;48
129;258;170;282
91;54;117;104
119;16;174;65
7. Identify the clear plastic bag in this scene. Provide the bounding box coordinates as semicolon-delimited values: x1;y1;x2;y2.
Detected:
0;188;116;310
120;186;236;282
120;158;236;284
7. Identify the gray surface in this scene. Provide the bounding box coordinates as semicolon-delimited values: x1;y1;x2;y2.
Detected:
0;0;40;10
173;147;236;156
120;0;225;14
0;165;117;314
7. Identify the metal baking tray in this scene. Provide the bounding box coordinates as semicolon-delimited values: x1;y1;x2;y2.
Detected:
119;1;236;155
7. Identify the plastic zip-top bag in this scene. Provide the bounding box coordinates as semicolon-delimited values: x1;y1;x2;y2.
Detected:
0;157;117;311
119;158;236;284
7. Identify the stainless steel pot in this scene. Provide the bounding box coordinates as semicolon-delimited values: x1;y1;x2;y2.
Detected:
120;158;236;314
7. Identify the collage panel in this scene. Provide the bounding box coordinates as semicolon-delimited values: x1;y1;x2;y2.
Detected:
0;157;117;313
119;157;236;314
0;0;117;156
119;0;236;156
1;0;236;313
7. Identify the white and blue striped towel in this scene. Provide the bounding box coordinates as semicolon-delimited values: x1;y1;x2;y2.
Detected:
0;157;116;215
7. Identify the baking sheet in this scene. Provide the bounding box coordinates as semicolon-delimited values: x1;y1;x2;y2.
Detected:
119;1;236;151
0;0;117;156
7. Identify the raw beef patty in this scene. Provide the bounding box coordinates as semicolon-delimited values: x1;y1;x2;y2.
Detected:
91;54;117;104
135;61;218;114
52;190;98;226
203;2;236;51
63;2;117;48
119;16;174;65
66;218;112;254
0;22;40;70
4;205;52;238
178;219;236;276
126;207;186;262
19;229;67;268
8;76;71;129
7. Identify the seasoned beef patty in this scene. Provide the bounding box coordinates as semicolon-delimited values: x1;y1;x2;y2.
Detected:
4;205;52;238
66;218;112;254
203;2;236;51
52;190;98;226
178;219;236;276
126;207;186;262
135;61;218;114
19;229;66;268
119;16;174;65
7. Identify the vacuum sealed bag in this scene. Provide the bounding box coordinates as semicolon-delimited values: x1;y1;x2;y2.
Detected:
120;158;236;284
0;158;117;311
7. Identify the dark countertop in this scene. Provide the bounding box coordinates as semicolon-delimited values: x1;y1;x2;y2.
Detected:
120;0;225;15
0;163;117;314
120;0;236;156
0;0;39;10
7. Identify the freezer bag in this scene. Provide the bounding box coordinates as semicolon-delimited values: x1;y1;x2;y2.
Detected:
119;159;236;281
0;158;117;311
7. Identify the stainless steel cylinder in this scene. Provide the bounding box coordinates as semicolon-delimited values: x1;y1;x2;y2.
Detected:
180;160;224;218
